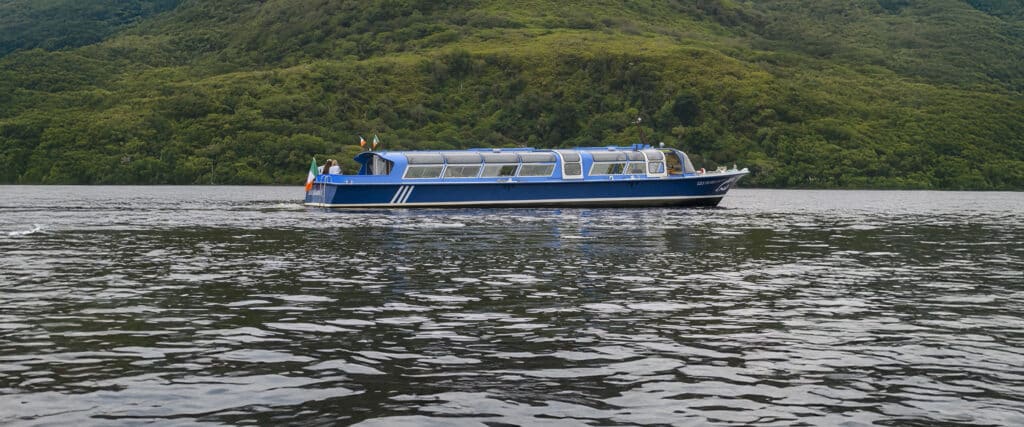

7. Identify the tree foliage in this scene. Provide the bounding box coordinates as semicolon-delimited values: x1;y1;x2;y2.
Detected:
0;0;179;56
0;0;1022;189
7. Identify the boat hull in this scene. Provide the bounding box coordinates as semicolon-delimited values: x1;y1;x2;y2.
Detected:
304;172;745;208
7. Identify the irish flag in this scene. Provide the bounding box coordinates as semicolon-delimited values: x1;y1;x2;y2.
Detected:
304;158;317;191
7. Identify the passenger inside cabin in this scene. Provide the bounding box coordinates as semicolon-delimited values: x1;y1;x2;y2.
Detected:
665;153;683;175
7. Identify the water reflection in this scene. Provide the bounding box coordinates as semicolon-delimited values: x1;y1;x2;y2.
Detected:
0;187;1022;425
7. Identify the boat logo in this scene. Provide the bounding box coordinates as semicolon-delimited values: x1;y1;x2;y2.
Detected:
715;177;738;193
390;185;415;204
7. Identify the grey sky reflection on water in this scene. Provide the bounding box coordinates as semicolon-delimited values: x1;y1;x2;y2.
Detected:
0;187;1022;425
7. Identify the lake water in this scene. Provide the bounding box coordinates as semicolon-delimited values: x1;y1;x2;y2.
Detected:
1;186;1022;426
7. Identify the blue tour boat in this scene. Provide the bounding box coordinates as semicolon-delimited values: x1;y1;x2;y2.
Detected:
304;144;747;208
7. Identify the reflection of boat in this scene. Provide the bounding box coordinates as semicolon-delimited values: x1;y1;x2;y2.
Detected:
304;144;748;208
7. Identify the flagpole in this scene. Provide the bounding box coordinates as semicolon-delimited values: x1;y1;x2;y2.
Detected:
634;117;648;148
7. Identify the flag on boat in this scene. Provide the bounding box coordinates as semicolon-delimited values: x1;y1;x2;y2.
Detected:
359;135;367;148
305;158;317;191
372;134;380;150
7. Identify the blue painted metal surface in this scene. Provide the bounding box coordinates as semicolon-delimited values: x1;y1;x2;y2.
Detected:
304;145;747;208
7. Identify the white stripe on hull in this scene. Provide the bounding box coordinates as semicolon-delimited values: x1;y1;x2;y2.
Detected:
400;185;414;203
389;186;405;204
387;185;417;204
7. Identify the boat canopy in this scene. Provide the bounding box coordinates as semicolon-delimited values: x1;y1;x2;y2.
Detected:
406;153;444;164
555;150;581;162
443;153;483;164
518;152;557;163
352;146;691;178
481;152;518;163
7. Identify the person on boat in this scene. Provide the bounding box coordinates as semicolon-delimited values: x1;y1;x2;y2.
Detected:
317;161;325;174
328;160;342;175
321;159;335;175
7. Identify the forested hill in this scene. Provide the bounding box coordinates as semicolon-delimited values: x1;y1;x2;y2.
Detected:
0;0;179;56
1;0;1022;189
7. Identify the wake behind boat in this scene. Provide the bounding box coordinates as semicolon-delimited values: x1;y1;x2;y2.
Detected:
304;144;747;208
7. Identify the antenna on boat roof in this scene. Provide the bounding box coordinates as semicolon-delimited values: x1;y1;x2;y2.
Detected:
633;116;648;148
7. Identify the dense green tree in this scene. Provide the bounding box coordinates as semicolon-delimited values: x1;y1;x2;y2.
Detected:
0;0;1021;189
0;0;179;56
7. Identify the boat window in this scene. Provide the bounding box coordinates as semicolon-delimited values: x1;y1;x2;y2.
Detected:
555;151;581;163
625;162;646;174
625;151;645;161
642;150;664;161
443;153;482;164
443;164;482;178
518;152;557;163
481;164;518;177
518;164;555;177
665;152;683;174
481;152;518;163
406;153;444;164
590;151;628;162
590;162;626;175
648;162;665;174
404;165;444;179
369;155;394;176
557;150;583;179
682;154;696;173
564;162;582;177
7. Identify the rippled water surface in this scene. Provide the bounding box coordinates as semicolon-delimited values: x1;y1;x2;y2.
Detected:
1;186;1022;426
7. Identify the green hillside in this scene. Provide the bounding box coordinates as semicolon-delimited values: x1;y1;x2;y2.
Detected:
1;0;1022;189
0;0;179;56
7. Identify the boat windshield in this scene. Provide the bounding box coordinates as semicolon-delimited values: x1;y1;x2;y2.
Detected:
368;155;394;176
664;150;685;175
682;154;696;173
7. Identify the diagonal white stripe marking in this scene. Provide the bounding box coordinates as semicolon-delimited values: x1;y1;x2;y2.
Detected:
389;186;405;204
401;186;415;204
395;186;410;204
401;185;412;202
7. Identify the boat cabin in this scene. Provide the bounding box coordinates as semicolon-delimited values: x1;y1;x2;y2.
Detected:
352;146;697;181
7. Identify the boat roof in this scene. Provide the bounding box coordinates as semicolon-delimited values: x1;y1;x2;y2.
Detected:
354;144;667;164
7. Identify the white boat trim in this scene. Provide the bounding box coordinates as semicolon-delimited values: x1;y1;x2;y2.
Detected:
305;194;722;208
